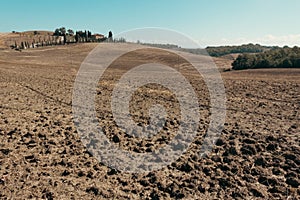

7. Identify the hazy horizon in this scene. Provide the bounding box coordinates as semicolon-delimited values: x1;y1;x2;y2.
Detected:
1;0;300;47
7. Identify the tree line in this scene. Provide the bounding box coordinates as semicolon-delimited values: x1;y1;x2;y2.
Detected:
232;46;300;70
138;43;275;57
53;27;108;43
206;43;274;57
11;27;114;51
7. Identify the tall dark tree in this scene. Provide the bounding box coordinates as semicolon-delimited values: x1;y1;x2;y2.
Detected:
108;31;113;42
84;30;87;41
60;27;66;35
75;31;79;43
54;28;60;36
108;31;113;38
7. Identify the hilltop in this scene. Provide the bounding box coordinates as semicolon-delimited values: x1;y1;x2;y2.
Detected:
0;28;108;51
0;31;53;49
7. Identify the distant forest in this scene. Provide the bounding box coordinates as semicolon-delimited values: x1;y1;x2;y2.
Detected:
232;46;300;70
139;42;300;70
139;43;275;57
206;43;274;57
181;44;274;57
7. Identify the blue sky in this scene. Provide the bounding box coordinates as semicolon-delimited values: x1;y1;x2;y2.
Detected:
1;0;300;47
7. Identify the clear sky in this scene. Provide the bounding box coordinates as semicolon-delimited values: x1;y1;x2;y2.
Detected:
1;0;300;47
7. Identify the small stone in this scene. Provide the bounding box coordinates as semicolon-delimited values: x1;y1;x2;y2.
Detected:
112;135;120;143
215;138;225;146
107;168;118;176
290;124;297;129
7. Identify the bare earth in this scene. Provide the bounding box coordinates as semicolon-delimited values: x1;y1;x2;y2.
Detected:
0;43;299;199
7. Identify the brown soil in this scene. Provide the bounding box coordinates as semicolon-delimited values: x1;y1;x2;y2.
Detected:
0;43;299;199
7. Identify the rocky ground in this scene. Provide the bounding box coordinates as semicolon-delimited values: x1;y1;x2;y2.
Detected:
0;43;299;199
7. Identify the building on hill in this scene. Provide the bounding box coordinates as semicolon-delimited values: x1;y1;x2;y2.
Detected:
91;34;105;40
